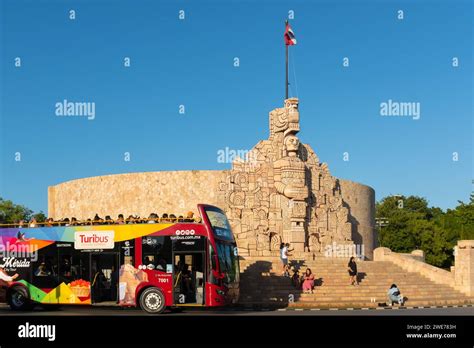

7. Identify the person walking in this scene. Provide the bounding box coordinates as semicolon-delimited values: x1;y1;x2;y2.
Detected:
347;257;359;286
280;243;290;276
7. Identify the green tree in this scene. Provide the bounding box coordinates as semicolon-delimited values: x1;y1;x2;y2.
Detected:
376;194;474;269
0;197;33;224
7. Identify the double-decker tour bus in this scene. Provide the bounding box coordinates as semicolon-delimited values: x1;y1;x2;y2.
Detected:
0;204;239;313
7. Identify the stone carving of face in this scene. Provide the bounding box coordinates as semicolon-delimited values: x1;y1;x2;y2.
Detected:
284;98;300;136
284;135;300;154
269;98;300;137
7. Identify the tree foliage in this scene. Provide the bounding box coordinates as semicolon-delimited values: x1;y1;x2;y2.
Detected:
376;194;474;268
0;197;46;224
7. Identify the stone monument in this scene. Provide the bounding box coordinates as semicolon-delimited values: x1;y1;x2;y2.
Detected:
217;98;353;253
48;98;376;258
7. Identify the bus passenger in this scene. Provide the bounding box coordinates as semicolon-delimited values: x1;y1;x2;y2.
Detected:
117;214;125;224
29;218;37;228
35;262;50;277
184;211;194;222
147;213;158;223
105;215;114;225
156;257;167;271
93;214;102;225
60;257;72;278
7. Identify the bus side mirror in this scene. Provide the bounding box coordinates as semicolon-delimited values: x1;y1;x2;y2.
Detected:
212;269;225;280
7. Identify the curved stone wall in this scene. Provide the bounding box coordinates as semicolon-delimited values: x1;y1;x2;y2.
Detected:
48;171;377;258
339;179;376;259
48;170;226;220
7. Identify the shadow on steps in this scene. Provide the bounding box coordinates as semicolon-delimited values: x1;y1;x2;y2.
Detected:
238;260;302;309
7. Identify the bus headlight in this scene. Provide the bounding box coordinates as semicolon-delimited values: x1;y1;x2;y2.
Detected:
216;289;225;296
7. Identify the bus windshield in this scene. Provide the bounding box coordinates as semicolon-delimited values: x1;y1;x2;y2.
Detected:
215;241;239;284
205;209;234;241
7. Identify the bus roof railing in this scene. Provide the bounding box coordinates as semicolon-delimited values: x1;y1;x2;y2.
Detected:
0;216;202;228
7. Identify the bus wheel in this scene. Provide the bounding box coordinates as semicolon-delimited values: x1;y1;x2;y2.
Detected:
8;286;34;311
139;288;166;314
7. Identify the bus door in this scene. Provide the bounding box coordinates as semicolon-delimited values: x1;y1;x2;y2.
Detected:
171;234;206;305
172;252;205;305
90;252;119;304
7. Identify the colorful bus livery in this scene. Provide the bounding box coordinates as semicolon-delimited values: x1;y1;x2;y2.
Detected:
0;204;239;313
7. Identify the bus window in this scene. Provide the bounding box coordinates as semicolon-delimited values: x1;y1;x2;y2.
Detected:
209;244;217;271
32;243;58;289
204;208;234;241
141;236;172;272
215;242;239;284
208;243;219;285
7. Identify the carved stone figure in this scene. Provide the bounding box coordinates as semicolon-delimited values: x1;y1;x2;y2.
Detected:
219;98;355;255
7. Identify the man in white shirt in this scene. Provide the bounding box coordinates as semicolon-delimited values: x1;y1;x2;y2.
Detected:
280;243;290;276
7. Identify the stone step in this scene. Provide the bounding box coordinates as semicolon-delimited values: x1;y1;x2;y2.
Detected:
240;279;443;286
238;299;473;308
240;289;464;296
241;286;446;290
237;258;469;309
240;295;474;302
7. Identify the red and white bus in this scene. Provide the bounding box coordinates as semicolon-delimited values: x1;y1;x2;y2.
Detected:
0;204;239;313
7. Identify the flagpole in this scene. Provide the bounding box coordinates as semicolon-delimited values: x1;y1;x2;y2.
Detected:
286;44;289;100
285;20;289;100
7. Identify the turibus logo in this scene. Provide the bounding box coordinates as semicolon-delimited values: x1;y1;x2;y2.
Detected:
74;231;115;249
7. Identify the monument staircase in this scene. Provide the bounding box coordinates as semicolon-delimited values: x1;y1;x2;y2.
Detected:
238;255;474;309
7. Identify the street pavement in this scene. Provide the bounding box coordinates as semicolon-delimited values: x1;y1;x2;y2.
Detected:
0;303;472;316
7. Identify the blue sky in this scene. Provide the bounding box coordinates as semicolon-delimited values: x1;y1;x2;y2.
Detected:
0;0;472;214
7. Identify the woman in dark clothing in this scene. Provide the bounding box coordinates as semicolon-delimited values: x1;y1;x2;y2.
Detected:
347;257;359;286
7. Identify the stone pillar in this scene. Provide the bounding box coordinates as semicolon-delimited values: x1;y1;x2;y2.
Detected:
290;223;305;251
411;250;425;262
373;247;391;261
454;240;474;296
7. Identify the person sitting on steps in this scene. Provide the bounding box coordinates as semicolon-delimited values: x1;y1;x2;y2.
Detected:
387;284;404;306
291;268;301;288
302;268;315;294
